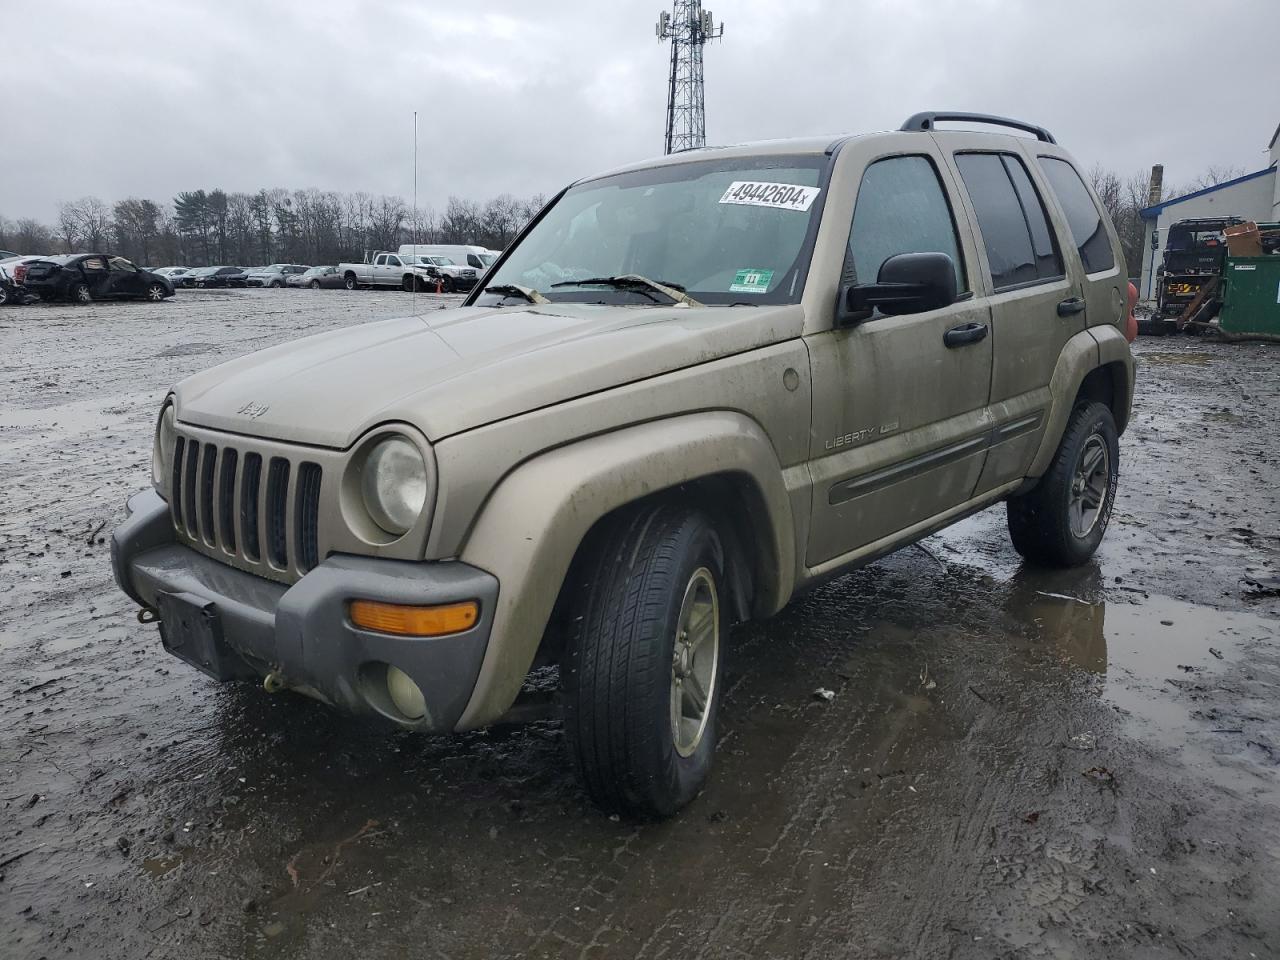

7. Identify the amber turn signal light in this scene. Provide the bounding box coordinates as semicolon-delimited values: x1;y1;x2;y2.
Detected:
349;599;479;637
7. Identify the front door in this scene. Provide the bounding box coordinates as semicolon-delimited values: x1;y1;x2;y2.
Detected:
806;151;993;567
938;140;1083;493
107;257;145;297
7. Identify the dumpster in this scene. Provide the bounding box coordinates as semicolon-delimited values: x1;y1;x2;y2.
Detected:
1219;256;1280;336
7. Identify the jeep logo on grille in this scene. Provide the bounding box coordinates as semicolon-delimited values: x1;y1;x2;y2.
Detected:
237;401;270;420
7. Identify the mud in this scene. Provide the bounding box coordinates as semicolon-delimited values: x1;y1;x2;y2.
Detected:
2;296;1278;959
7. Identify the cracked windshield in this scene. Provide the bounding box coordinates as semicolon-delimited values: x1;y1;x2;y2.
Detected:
479;156;827;305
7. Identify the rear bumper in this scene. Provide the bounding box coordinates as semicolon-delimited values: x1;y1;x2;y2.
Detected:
112;489;499;733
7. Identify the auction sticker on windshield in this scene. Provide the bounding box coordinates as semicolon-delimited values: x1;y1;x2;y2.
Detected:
730;268;774;294
719;181;820;212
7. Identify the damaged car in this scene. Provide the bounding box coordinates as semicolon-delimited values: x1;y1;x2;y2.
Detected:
20;255;174;303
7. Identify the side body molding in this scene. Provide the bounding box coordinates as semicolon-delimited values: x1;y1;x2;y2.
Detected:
454;411;796;730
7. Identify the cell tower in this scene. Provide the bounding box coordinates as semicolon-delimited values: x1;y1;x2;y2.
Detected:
655;2;724;154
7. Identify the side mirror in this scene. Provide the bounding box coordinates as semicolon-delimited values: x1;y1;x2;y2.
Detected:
837;252;958;325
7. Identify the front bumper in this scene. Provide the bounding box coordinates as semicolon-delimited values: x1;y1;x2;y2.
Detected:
112;489;498;733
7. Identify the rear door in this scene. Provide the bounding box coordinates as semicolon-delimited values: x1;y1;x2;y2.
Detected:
79;256;111;297
805;146;993;566
939;138;1080;494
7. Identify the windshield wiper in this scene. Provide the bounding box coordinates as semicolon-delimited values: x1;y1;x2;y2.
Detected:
550;275;703;307
483;283;548;304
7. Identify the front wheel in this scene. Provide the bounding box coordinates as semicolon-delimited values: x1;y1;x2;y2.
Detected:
1007;402;1119;567
72;282;92;303
0;285;9;306
146;283;166;302
564;503;726;819
441;276;455;294
310;280;321;289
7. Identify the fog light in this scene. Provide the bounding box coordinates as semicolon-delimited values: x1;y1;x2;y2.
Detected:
386;665;426;720
349;599;478;637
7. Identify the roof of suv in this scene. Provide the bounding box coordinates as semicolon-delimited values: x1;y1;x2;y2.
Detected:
583;112;1060;183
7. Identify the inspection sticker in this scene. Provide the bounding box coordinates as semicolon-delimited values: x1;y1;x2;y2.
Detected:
719;181;820;212
730;268;774;294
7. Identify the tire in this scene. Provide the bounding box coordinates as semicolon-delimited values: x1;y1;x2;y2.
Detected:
146;283;166;302
564;503;727;819
72;282;92;303
442;276;455;294
1007;401;1119;568
344;274;358;290
310;280;321;290
401;275;415;292
0;285;8;306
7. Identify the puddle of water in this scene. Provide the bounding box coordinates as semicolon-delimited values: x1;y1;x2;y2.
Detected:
1026;590;1277;788
141;854;184;878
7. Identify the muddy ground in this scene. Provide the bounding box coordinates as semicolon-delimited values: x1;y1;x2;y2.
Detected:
2;290;1277;959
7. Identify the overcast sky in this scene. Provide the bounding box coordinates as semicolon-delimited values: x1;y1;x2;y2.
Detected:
1;0;1275;222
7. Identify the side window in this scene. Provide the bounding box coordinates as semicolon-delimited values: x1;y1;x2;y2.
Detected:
81;257;106;271
955;153;1063;290
387;255;401;267
375;255;387;266
1038;157;1115;274
846;155;967;292
109;257;137;273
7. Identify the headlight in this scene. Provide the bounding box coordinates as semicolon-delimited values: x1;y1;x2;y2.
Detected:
361;437;427;535
152;403;177;498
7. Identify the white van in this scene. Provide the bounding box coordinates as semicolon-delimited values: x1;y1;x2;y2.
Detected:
397;244;498;273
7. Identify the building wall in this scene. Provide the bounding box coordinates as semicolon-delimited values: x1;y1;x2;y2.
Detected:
1138;169;1277;301
1272;137;1280;218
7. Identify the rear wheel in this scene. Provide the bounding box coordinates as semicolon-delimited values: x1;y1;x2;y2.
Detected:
0;285;9;306
146;283;166;302
1007;402;1119;567
72;282;92;303
564;503;726;819
344;274;358;290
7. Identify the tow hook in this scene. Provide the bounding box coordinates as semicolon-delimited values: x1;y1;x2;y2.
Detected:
137;607;159;624
263;671;287;694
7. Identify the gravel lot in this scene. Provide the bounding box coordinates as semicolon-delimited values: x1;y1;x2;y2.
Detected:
2;290;1278;959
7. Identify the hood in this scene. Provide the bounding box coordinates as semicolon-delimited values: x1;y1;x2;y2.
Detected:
174;302;804;448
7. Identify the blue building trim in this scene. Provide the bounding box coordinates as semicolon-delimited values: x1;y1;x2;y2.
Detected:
1139;165;1276;221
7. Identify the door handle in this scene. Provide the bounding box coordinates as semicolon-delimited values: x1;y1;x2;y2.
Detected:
1057;297;1086;317
943;322;989;348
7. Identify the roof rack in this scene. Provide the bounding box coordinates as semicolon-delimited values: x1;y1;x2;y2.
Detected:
901;111;1056;144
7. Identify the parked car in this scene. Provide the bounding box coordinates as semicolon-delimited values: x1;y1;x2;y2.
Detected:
0;249;19;259
245;264;310;288
112;111;1134;818
0;273;18;305
337;252;441;291
0;256;31;305
21;254;174;303
287;265;343;289
154;266;191;283
403;255;479;293
191;266;247;288
398;243;496;273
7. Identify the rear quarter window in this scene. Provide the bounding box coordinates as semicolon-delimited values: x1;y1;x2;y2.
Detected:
1038;157;1116;274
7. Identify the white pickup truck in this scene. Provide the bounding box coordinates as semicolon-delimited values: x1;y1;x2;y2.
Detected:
337;252;439;292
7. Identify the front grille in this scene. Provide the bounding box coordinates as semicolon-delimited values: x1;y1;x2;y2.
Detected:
170;432;324;580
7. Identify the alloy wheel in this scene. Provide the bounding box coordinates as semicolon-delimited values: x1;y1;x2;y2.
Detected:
670;567;720;758
1069;434;1110;538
